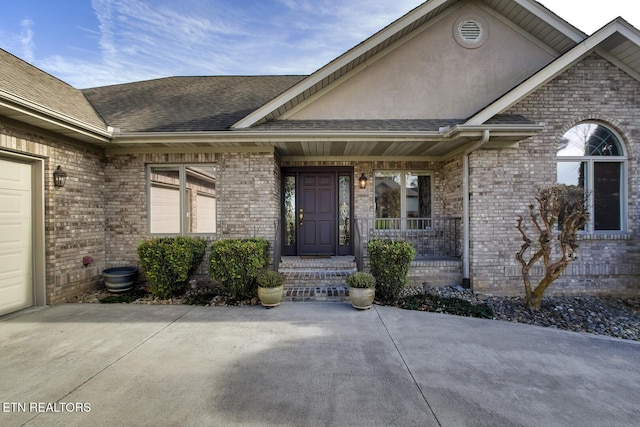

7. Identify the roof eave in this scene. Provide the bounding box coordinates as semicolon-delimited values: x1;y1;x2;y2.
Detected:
111;129;447;144
466;18;640;126
512;0;586;42
110;123;543;145
0;89;111;143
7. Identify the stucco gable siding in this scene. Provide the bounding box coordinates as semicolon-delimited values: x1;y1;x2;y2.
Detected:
289;3;556;121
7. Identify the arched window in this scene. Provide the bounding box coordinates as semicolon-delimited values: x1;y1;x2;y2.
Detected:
557;123;627;232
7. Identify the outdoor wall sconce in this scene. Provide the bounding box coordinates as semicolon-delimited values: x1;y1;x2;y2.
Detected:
359;173;368;189
53;165;67;188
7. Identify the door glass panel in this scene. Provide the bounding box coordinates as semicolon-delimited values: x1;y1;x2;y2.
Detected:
594;162;621;230
284;175;296;246
339;176;350;245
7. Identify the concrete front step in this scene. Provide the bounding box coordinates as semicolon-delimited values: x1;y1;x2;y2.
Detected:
282;270;355;287
283;286;350;302
279;256;357;272
279;256;357;291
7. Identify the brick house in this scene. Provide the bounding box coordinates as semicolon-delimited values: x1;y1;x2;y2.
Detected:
1;0;639;316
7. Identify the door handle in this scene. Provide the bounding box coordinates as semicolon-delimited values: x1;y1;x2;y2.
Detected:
298;208;304;226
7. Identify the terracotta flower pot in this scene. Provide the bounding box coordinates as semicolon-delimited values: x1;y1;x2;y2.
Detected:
258;285;284;308
349;287;375;310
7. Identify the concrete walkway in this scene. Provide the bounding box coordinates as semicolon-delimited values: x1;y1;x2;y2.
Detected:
0;303;638;426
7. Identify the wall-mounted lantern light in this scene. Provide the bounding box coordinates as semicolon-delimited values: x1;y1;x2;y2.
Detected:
53;165;67;188
358;173;368;189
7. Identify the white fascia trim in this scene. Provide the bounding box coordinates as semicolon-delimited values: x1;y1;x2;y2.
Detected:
512;0;586;42
230;0;452;130
112;130;447;145
443;124;544;138
0;89;111;140
465;20;635;126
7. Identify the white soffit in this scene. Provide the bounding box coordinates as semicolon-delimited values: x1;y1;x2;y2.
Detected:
466;18;640;126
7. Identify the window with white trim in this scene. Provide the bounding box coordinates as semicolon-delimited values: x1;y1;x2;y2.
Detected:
374;171;432;229
148;164;217;235
556;123;627;232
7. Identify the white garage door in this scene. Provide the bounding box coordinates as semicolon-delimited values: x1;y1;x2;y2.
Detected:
0;159;33;316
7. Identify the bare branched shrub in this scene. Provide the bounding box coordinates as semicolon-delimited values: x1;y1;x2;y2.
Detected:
515;185;589;311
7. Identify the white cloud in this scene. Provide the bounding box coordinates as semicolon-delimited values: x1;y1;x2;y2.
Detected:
19;19;34;62
37;0;426;87
6;0;640;89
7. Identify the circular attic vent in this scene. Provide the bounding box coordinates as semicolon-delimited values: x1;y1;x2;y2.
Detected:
454;15;488;49
460;20;481;41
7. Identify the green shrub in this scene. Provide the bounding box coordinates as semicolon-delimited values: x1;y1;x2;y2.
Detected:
209;238;270;299
346;272;376;289
256;270;285;288
368;239;415;304
137;237;208;299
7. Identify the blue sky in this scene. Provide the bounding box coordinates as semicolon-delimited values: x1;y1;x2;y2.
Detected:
0;0;638;88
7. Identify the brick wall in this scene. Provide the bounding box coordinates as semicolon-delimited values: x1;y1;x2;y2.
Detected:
105;151;280;269
218;152;280;242
0;123;106;304
469;53;640;297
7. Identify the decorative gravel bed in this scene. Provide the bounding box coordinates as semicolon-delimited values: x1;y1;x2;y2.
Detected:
72;285;640;341
425;286;640;341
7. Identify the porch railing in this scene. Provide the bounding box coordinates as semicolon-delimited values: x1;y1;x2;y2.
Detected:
355;217;462;263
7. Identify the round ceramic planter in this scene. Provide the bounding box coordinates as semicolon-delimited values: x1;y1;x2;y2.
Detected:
258;285;284;308
102;266;138;293
349;287;375;310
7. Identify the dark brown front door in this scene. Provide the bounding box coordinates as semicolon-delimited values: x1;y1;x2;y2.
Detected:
298;173;336;255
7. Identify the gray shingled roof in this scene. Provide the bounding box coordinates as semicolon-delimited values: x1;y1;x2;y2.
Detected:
250;119;465;132
82;76;306;132
0;48;106;129
484;114;536;125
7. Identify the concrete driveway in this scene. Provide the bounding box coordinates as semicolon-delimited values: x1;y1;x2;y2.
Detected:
0;303;638;427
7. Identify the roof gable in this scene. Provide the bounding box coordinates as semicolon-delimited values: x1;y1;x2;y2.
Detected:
466;17;640;125
286;2;557;121
231;0;587;129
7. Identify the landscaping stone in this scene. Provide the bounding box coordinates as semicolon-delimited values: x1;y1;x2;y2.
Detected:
426;285;640;341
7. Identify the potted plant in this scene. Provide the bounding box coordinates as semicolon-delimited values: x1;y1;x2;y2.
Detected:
256;270;286;308
102;266;138;293
346;272;376;310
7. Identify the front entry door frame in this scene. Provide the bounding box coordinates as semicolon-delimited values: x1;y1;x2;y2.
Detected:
282;167;353;256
